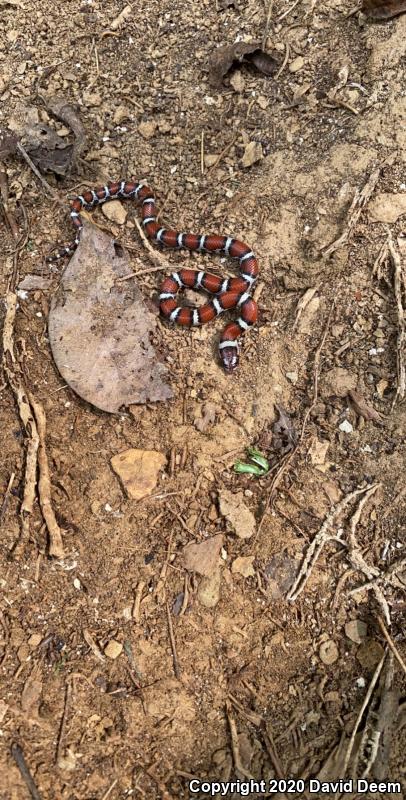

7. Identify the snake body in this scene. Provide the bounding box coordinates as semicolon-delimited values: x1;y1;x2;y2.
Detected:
48;180;258;372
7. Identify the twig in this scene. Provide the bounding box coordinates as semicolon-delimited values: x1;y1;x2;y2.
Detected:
225;701;255;780
388;234;405;405
342;652;386;778
275;42;290;79
277;0;301;21
0;471;15;527
262;0;274;49
132;580;146;622
0;165;20;241
287;483;379;601
208;135;238;172
200;130;205;175
166;601;181;679
321;163;384;257
11;743;43;800
28;394;65;558
16;142;61;202
377;616;406;677
300;300;335;442
55;682;72;765
100;778;118;800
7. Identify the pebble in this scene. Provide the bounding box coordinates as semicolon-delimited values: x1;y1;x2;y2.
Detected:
111;448;166;501
104;640;123;660
345;619;367;643
339;419;353;433
289;56;304;73
101;200;127;225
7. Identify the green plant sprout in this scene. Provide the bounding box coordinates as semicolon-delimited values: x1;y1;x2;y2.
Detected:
233;447;270;477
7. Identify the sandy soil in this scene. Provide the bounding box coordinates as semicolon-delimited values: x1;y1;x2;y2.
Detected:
0;0;405;798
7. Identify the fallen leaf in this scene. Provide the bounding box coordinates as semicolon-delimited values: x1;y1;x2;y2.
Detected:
183;534;223;576
263;552;300;598
231;555;255;577
219;489;256;539
22;122;74;175
0;127;18;158
111;448;166;500
293;286;318;330
272;405;298;454
349;390;384;425
45;96;86;165
241;141;263;168
362;0;406;18
48;224;173;412
209;42;278;88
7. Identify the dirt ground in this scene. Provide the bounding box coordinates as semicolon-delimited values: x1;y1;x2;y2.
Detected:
0;0;406;798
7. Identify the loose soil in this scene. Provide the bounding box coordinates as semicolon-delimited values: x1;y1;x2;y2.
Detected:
0;1;405;799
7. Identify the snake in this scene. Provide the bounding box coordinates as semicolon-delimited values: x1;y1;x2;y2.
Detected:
47;179;258;372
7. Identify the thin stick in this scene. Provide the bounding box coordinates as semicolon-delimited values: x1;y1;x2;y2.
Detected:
27;394;65;559
166;601;181;679
100;778;118;800
388;234;405;404
11;743;43;800
0;471;15;526
200;131;205;175
300;300;335;442
208;135;238;172
377;616;406;677
55;682;72;764
261;0;274;49
225;701;255;779
16;142;61;202
277;0;301;21
342;652;386;778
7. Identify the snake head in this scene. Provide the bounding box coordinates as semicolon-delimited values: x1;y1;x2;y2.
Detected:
220;344;239;373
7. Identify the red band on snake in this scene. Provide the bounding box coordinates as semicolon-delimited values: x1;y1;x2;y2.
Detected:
47;180;259;372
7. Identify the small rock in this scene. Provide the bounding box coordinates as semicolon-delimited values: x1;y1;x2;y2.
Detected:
231;555;255;577
198;567;221;608
138;120;157;139
28;634;42;649
241;141;263;168
83;90;102;107
182;534;223;577
339;419;353;433
229;70;245;93
356;638;384;671
322;367;357;398
111;449;166;500
219;489;256;539
345;619;367;644
369;193;406;223
113;105;131;124
319;639;339;665
286;371;298;384
309;437;329;466
101;200;127;225
104;640;123;659
204;154;219;168
289;56;304;73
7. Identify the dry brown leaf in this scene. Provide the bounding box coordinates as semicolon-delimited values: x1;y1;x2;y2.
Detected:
0;127;18;159
22;122;74;175
209;42;278;88
48;224;173;412
272;405;298;454
362;0;406;18
45;96;86;165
